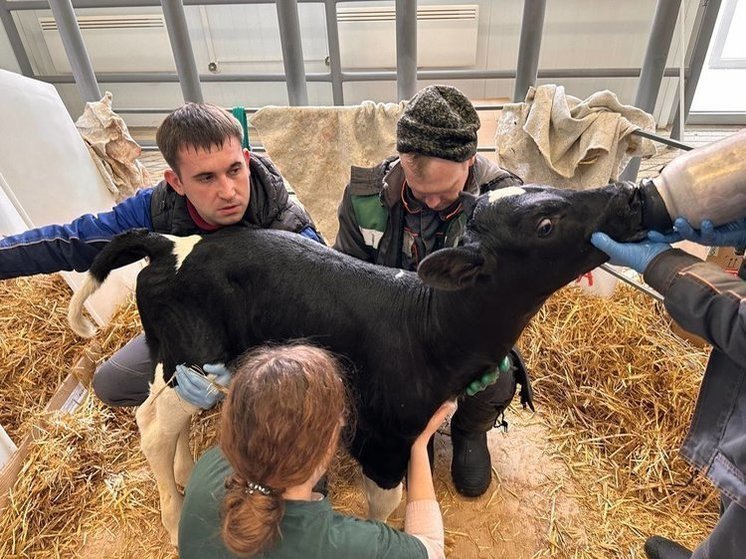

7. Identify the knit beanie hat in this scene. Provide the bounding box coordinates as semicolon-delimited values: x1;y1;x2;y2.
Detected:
396;85;480;162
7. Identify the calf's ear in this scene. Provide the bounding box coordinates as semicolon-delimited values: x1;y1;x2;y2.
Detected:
418;246;485;291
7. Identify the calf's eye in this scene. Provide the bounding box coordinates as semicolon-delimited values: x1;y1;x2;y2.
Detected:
537;218;553;237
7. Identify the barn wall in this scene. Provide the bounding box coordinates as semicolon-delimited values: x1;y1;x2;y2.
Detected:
0;0;705;128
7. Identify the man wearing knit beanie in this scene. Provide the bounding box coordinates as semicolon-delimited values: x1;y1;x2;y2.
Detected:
334;85;534;498
396;84;481;163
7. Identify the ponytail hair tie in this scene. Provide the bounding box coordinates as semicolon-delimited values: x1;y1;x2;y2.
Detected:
245;480;272;496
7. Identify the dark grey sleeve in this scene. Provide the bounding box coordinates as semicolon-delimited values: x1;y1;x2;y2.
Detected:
645;249;746;364
267;178;323;242
490;171;524;189
281;194;322;235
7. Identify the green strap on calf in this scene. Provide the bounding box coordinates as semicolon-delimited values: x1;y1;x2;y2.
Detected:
465;356;511;396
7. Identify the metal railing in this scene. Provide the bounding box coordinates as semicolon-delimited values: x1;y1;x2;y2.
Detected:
0;0;723;136
0;0;719;302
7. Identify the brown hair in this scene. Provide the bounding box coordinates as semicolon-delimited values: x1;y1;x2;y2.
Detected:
219;344;350;557
399;151;432;180
155;103;243;174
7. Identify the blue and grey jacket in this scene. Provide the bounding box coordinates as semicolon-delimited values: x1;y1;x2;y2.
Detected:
645;250;746;507
0;153;321;279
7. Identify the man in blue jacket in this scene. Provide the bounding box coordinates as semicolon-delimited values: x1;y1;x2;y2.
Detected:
0;103;321;408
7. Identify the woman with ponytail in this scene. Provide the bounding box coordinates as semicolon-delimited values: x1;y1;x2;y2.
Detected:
179;343;453;558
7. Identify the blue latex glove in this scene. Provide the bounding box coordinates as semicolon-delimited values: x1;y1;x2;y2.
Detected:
173;363;232;409
590;232;671;274
648;217;746;248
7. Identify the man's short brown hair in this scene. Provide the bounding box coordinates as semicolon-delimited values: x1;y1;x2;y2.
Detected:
399;152;431;180
155;103;243;174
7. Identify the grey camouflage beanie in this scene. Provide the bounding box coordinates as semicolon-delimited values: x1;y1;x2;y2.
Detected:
396;85;480;162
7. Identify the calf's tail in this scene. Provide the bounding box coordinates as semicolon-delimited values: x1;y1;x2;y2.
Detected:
68;229;174;338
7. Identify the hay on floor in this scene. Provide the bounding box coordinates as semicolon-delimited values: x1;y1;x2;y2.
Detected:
518;283;717;556
0;274;721;558
0;275;224;558
0;276;81;442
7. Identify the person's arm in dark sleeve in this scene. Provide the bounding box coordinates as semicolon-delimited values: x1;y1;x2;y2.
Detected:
283;194;325;245
644;250;746;365
275;189;325;245
491;170;523;188
481;168;524;193
0;188;154;279
332;183;373;262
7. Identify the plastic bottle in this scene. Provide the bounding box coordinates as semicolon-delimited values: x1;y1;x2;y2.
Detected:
640;129;746;231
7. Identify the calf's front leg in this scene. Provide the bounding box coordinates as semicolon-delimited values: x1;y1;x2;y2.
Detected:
362;474;403;521
135;364;197;545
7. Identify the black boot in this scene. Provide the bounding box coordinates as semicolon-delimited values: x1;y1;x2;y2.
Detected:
451;348;533;497
644;536;692;559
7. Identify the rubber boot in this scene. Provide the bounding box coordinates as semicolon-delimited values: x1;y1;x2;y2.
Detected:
644;536;692;559
450;348;534;497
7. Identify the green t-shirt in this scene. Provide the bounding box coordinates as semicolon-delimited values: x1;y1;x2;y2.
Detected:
179;447;427;559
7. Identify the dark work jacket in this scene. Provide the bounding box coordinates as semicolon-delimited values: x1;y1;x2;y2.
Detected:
645;250;746;507
333;154;522;268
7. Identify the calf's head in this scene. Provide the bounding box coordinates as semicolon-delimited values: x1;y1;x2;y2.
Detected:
418;182;646;295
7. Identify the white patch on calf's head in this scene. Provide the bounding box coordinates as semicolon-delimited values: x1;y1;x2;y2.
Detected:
487;186;526;205
163;234;202;272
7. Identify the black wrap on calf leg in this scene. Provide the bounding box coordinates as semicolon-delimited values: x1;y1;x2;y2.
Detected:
453;345;533;433
509;347;535;412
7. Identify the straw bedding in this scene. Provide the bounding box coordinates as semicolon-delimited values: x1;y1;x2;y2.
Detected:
518;283;717;556
0;274;717;558
0;276;80;443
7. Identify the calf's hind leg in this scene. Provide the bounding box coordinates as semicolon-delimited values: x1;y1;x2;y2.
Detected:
174;424;194;488
136;364;197;546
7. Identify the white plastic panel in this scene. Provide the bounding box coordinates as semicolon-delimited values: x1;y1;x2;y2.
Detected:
0;69;141;328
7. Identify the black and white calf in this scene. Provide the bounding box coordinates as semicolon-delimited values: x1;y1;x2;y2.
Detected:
68;182;647;544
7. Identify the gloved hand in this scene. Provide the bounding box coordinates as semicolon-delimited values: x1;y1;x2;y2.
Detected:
648;217;746;248
466;356;511;397
590;232;671;274
173;363;232;409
